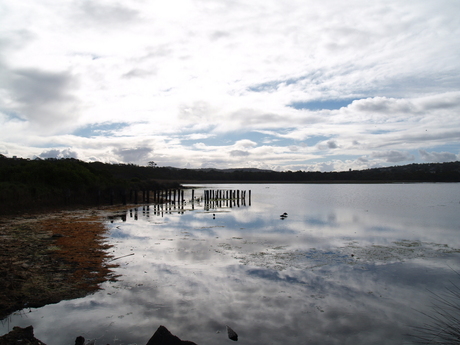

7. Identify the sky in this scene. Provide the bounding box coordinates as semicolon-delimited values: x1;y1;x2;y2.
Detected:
1;0;459;172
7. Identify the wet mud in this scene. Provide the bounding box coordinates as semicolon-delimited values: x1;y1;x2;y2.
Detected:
0;207;122;320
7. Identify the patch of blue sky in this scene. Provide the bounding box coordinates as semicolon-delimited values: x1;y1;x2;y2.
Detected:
2;110;26;121
73;122;131;137
247;71;325;93
181;131;332;149
180;131;267;147
248;75;306;92
288;99;359;110
368;129;394;135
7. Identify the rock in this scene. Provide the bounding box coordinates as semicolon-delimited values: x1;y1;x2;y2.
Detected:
146;325;197;345
75;336;85;345
0;325;46;345
226;325;238;341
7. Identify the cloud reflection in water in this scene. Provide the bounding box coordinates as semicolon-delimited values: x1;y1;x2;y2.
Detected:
2;184;460;345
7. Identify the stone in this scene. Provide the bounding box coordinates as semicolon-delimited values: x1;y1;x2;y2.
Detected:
146;325;197;345
0;325;46;345
75;336;85;345
227;325;238;341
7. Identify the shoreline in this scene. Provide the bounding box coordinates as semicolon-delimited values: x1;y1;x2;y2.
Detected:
0;204;136;321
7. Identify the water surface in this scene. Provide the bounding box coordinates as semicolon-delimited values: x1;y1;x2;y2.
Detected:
2;183;460;345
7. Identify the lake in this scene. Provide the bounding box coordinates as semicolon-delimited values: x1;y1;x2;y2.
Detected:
2;183;460;344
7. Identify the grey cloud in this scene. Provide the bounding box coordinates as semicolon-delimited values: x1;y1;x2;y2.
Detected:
230;150;250;157
0;30;35;53
1;66;79;127
350;97;415;114
376;130;460;149
371;150;414;163
327;140;338;149
231;109;285;125
418;92;460;110
419;149;458;163
114;147;153;163
39;148;78;159
76;1;139;26
11;69;74;104
122;68;157;79
209;31;231;41
348;93;460;118
140;45;174;61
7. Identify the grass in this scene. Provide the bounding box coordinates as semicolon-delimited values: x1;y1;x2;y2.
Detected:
409;271;460;344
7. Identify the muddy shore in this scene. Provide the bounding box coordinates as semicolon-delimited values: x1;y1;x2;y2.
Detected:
0;205;132;321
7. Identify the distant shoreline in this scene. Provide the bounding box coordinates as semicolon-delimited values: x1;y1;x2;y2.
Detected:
174;180;458;184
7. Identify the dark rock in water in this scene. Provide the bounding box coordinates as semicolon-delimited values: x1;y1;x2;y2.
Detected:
226;326;238;341
146;325;197;345
0;325;46;345
75;336;85;345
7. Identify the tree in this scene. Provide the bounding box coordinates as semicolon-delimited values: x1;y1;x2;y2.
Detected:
148;161;157;168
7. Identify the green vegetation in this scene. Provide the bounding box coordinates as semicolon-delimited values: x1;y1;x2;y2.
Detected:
0;155;178;213
1;154;459;213
86;160;460;183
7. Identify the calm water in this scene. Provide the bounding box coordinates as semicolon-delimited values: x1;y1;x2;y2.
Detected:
2;183;460;344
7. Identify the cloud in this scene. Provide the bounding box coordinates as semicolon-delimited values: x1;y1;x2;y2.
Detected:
1;0;460;170
229;150;250;157
122;68;157;79
113;147;153;164
349;97;415;115
371;151;415;163
419;149;458;163
39;148;78;159
0;66;79;130
234;139;257;149
327;140;338;149
75;1;140;27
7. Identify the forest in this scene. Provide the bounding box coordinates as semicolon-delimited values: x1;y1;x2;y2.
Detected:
1;154;459;213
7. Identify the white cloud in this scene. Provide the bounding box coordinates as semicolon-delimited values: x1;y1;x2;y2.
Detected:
0;0;459;170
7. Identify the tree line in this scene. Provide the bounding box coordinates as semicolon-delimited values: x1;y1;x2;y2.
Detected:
1;154;459;213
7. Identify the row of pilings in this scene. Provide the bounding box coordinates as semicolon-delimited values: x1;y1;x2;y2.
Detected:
202;189;251;210
203;189;250;202
101;188;186;206
127;189;186;205
104;188;251;208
